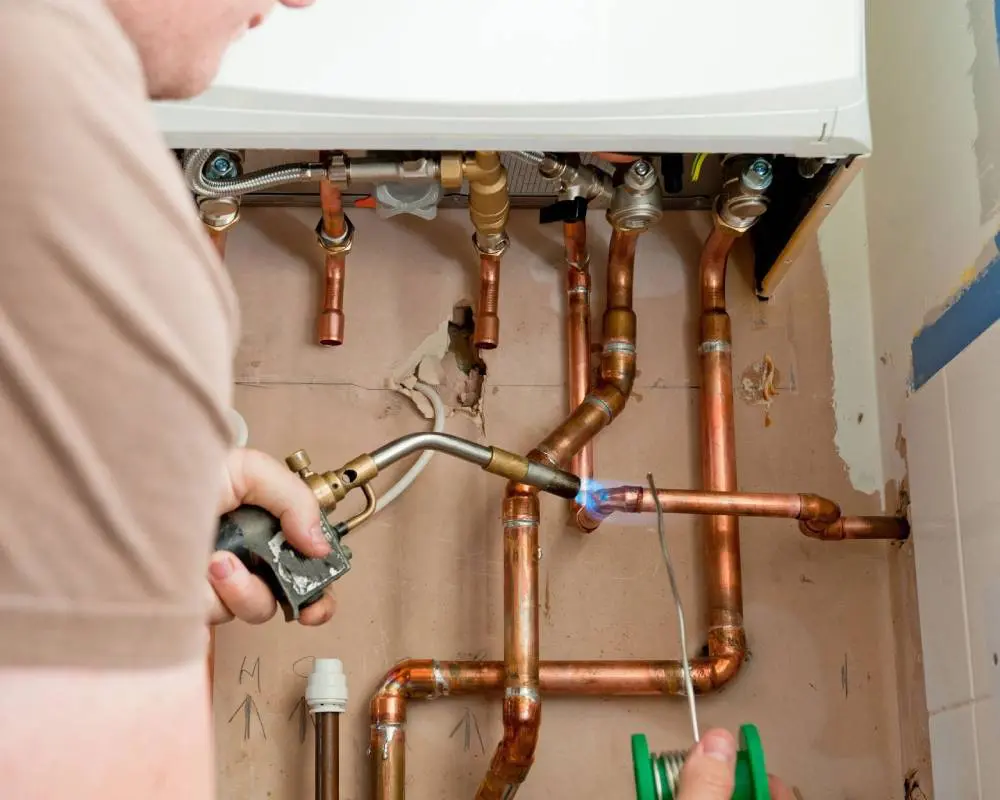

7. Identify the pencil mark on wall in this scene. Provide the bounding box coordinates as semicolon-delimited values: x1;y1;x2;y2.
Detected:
287;695;313;743
239;656;262;692
841;654;849;699
449;708;485;754
229;694;267;741
292;655;316;678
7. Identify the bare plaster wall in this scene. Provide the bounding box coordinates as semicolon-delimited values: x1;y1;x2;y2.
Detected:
214;208;903;799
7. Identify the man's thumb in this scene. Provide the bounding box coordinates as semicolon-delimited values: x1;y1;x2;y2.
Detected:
676;729;737;799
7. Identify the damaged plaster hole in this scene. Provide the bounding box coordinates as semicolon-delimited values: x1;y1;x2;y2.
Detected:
738;354;780;427
445;303;487;410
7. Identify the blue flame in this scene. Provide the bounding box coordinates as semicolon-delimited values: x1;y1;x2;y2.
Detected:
575;477;609;514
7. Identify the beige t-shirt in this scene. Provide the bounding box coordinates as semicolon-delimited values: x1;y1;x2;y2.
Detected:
0;0;238;667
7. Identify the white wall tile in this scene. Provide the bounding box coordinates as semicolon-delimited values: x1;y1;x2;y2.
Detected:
975;698;1000;799
929;704;982;798
906;371;974;711
946;321;1000;699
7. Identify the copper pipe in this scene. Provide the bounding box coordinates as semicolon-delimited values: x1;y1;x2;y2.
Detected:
537;228;639;471
476;486;541;799
565;221;594;517
574;486;907;540
800;515;910;541
315;712;339;800
695;225;747;688
475;253;501;349
476;226;644;798
318;181;347;346
578;486;838;528
593;152;643;164
371;658;735;800
206;227;229;259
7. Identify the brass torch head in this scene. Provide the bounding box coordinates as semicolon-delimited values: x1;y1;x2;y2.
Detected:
285;449;348;513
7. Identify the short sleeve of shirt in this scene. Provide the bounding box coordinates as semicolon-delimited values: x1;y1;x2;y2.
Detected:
0;0;239;667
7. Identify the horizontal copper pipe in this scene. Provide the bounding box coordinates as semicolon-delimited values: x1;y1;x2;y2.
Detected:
474;253;501;349
565;221;594;520
318;181;347;346
577;486;839;529
800;515;910;541
592;152;643;164
371;658;738;799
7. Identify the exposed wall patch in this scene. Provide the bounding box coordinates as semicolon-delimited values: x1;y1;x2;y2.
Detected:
817;176;885;498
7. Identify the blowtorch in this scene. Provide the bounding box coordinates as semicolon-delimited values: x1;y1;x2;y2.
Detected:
215;432;581;620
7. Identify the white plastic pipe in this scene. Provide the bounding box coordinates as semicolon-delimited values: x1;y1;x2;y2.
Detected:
375;381;446;512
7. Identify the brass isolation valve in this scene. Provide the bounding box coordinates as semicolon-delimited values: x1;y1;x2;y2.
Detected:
215;433;581;622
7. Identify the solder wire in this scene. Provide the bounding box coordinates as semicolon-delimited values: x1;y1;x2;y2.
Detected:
647;472;700;743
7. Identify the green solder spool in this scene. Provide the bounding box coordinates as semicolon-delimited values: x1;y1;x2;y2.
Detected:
631;724;770;800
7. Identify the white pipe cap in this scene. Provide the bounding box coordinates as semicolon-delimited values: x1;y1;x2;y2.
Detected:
306;658;348;714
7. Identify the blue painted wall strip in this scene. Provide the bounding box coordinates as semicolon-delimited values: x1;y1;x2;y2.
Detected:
911;235;1000;390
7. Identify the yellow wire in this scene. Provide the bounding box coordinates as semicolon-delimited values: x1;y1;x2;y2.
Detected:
691;152;708;183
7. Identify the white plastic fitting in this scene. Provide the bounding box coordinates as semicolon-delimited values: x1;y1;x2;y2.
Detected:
306;658;348;714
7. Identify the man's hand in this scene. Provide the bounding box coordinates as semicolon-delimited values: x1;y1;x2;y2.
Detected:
207;448;337;627
676;729;794;799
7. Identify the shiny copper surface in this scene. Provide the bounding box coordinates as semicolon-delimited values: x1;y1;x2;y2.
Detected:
316;713;339;800
318;181;348;346
206;227;228;259
475;253;501;349
370;657;750;799
565;221;594;506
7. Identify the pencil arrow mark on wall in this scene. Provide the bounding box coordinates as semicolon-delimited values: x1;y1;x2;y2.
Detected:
228;693;266;741
287;695;313;744
449;707;485;754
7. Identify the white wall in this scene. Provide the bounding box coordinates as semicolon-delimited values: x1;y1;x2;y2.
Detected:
820;0;1000;795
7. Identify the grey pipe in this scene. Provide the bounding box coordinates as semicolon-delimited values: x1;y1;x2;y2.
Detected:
183;149;327;198
370;433;493;471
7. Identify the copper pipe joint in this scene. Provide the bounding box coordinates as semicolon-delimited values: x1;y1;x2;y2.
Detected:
475;252;501;349
700;226;739;311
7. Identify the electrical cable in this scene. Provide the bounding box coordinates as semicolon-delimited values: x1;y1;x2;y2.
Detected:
375;381;446;512
690;153;708;183
647;473;700;744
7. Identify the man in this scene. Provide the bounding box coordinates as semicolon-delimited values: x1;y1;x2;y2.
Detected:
0;1;787;797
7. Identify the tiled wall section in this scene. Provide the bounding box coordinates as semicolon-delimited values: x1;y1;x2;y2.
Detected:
907;319;1000;797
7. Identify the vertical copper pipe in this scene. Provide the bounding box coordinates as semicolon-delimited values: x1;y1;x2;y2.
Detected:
477;487;541;800
475;253;501;349
316;712;339;800
206;228;229;260
318;181;347;346
698;225;746;673
477;226;644;798
564;221;594;514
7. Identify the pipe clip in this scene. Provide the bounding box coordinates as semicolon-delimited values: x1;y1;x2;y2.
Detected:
584;393;615;422
316;215;355;256
698;339;732;355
